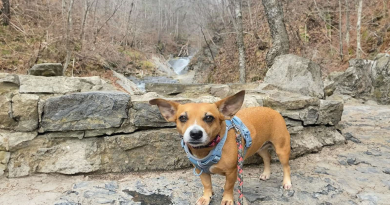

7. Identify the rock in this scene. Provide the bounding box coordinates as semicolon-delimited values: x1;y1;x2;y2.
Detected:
11;94;39;131
112;70;143;95
357;193;380;204
0;151;10;176
0;73;19;95
0;130;38;151
7;129;190;177
343;132;361;143
145;83;211;97
262;90;320;110
324;72;344;97
383;168;390;175
264;54;324;98
317;100;344;125
19;75;116;94
371;53;390;104
42;131;85;139
210;84;230;98
0;95;16;130
41;92;130;132
331;59;374;98
102;129;190;172
290;127;345;157
130;101;176;128
28;63;63;76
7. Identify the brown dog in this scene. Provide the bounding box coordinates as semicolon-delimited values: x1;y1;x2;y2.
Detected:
149;90;291;205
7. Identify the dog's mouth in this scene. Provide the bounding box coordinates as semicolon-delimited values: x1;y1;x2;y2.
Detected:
187;141;205;147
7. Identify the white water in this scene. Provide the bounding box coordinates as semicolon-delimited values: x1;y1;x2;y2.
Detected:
168;57;191;75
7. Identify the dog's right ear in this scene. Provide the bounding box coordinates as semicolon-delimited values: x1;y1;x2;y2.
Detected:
149;99;179;122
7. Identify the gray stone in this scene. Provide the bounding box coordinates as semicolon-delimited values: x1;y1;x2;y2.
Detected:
317;100;344;125
331;59;374;98
41;92;130;132
0;73;19;95
112;70;143;95
291;127;345;157
28;63;63;76
210;84;230;98
344;132;361;143
0;151;10;176
130;101;176;128
0;130;38;151
357;193;379;204
0;95;16;129
383;168;390;175
11;94;39;131
145;83;211;97
43;131;85;139
371;53;390;104
19;75;115;94
262;90;320;110
264;54;324;98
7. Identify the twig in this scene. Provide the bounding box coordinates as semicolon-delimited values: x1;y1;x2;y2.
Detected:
200;27;216;65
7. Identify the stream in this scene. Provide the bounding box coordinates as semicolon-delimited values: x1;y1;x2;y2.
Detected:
128;51;196;91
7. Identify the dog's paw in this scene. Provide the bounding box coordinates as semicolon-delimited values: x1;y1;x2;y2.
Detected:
220;197;234;205
196;196;211;205
283;182;292;190
259;172;270;181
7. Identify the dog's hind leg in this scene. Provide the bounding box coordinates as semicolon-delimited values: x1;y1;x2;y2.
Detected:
257;145;271;180
274;139;292;189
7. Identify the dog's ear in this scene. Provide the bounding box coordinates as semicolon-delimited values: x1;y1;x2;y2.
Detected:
149;99;179;122
215;90;245;120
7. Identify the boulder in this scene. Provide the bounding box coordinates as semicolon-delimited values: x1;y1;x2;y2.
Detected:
0;130;38;151
290;126;345;158
7;129;190;177
0;73;19;95
330;59;374;98
19;75;116;94
371;53;390;104
264;54;324;99
11;94;39;131
317;100;344;125
210;84;230;98
112;70;143;95
41;92;130;132
0;151;10;176
0;95;16;129
28;63;63;76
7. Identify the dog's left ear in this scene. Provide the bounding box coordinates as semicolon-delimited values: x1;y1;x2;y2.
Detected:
149;98;179;122
215;90;245;119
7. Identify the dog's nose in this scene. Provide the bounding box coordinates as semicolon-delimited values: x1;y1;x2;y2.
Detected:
189;129;203;140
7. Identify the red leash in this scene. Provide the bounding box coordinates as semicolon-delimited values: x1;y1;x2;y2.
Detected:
233;124;245;205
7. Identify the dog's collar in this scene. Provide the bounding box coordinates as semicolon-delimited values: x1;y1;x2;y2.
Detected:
185;135;221;149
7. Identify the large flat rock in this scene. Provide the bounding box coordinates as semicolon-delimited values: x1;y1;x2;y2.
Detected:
7;129;189;177
41;92;130;132
19;75;115;94
28;63;63;76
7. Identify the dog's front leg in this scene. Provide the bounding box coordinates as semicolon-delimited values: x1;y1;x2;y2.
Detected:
221;170;236;205
196;170;213;205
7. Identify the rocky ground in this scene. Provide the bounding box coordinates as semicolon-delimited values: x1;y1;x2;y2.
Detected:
0;103;389;205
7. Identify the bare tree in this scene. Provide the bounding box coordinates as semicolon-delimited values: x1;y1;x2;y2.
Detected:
63;0;75;75
338;0;343;60
1;0;10;26
234;0;246;83
345;0;350;47
80;0;95;49
356;0;363;58
262;0;290;67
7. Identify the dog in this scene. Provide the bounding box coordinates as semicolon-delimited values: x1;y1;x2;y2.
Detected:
149;90;292;205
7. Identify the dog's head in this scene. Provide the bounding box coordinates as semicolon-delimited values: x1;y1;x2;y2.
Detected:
149;90;245;148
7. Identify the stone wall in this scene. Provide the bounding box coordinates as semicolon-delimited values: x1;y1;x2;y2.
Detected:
0;73;345;178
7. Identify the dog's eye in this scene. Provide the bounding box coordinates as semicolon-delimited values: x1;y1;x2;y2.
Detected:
204;115;214;123
179;115;188;123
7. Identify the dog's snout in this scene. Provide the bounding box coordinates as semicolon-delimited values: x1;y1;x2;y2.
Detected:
189;129;203;140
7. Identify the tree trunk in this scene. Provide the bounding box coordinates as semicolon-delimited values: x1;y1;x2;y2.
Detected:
80;0;93;49
2;0;10;26
345;0;350;47
234;0;246;83
262;0;290;67
356;0;363;59
339;0;343;61
63;0;75;75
